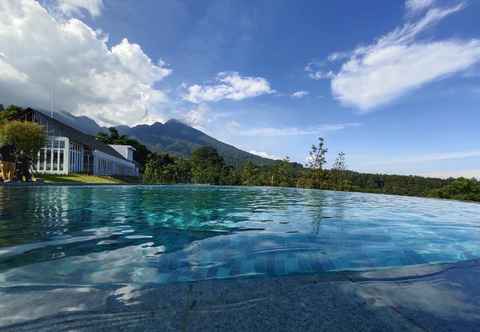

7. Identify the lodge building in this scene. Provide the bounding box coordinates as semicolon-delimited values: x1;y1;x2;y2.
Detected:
15;108;139;177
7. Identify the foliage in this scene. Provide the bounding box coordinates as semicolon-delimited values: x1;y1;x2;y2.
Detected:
332;152;346;171
0;105;24;123
308;137;328;170
191;146;226;184
428;178;480;202
0;121;46;158
271;157;297;187
133;135;479;203
0;120;46;181
143;153;191;184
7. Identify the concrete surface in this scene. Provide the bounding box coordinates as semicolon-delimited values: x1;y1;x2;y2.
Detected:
1;259;480;331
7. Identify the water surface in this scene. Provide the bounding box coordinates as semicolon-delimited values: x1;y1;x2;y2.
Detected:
1;185;479;286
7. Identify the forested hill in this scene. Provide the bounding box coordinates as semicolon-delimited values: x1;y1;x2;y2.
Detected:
116;119;276;167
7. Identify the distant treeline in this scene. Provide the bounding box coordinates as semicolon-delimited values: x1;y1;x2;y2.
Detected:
95;129;480;202
3;104;478;202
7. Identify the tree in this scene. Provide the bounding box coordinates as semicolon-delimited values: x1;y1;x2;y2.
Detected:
241;161;259;186
271;157;295;187
428;178;480;201
142;153;193;184
332;152;346;171
304;137;328;188
143;153;175;183
331;152;351;191
308;137;328;170
0;121;46;181
191;146;225;184
0;105;24;123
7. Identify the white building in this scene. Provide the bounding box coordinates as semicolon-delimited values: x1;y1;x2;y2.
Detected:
22;108;139;177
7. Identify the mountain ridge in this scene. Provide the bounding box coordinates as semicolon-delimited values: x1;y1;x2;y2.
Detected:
43;110;276;166
117;119;276;167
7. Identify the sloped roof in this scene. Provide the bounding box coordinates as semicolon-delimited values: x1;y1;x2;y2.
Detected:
24;108;128;161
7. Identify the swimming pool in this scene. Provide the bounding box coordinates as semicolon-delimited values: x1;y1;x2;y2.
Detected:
1;185;479;286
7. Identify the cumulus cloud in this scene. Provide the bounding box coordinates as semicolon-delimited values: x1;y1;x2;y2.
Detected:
53;0;104;17
291;90;309;98
183;104;211;130
311;2;480;112
183;72;274;104
0;0;171;126
237;123;361;137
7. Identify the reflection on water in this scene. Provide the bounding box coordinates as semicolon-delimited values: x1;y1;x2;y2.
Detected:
1;185;480;286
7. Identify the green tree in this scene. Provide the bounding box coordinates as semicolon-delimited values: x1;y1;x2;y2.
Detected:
191;146;225;184
0;105;24;123
143;153;176;184
271;157;295;187
241;161;260;186
332;152;346;171
428;178;480;201
304;137;328;188
0;121;46;180
331;151;351;190
308;137;328;170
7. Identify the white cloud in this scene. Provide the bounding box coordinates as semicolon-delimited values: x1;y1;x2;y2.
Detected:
327;51;350;62
333;40;480;111
249;150;280;160
311;2;480;112
405;0;435;16
54;0;104;17
0;0;171;126
291;90;309;98
305;62;335;80
183;104;211;130
183;72;274;104
237;123;361;137
0;57;29;83
367;150;480;166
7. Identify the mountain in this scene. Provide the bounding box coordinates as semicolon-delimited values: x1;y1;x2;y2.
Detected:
33;110;276;166
116;119;276;166
37;109;106;135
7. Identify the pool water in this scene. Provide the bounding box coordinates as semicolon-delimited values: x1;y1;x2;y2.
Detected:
0;185;479;286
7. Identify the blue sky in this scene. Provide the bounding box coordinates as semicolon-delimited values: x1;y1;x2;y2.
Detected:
1;0;480;177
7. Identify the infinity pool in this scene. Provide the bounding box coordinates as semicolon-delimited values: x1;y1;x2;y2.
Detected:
1;185;479;286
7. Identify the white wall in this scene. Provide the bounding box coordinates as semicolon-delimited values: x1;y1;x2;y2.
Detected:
93;150;138;176
109;145;135;161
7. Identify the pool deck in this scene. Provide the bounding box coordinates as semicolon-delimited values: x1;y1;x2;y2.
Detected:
2;259;480;331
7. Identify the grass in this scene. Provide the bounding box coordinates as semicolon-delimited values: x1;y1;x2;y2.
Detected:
36;174;140;185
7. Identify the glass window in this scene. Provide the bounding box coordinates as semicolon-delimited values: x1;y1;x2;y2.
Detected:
52;150;58;171
46;149;51;170
38;149;44;171
59;151;64;171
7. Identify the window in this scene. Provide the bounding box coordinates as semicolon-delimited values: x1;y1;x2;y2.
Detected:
52;150;58;171
45;150;51;170
59;151;64;171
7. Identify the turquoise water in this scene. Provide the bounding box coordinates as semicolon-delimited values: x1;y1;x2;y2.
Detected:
1;185;480;286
